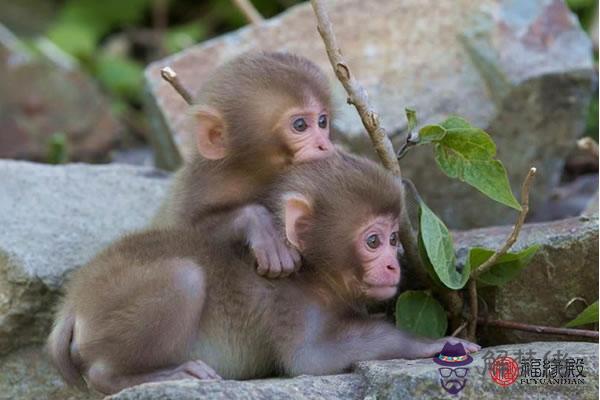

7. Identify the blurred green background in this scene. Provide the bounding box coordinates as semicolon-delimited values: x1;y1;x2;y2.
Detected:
0;0;597;164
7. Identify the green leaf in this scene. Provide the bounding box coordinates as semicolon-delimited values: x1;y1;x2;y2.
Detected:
472;245;541;286
395;291;447;338
405;108;417;133
440;116;472;130
565;301;599;328
47;0;151;58
434;126;521;210
165;22;208;54
46;132;69;164
418;124;447;144
419;202;469;289
47;23;97;59
95;54;144;100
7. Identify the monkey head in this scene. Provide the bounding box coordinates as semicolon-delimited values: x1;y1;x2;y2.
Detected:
190;52;334;170
274;153;403;303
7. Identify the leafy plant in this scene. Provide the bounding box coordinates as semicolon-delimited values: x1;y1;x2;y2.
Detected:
396;291;447;338
566;301;599;328
396;110;540;338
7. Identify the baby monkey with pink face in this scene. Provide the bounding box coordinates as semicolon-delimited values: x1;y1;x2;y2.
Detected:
153;52;335;278
48;153;479;394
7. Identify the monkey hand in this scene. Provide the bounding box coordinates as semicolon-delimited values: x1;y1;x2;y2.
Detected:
243;205;302;278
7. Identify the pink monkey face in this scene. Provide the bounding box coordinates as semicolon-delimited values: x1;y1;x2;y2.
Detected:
355;215;401;301
282;97;334;163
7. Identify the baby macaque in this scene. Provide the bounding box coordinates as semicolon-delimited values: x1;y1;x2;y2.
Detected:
154;52;334;278
48;153;479;394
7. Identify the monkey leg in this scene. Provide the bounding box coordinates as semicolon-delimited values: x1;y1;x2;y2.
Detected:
75;257;219;394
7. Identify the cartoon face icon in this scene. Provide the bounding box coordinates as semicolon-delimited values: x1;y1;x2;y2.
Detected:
433;342;474;395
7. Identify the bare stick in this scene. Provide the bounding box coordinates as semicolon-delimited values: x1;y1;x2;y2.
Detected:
310;0;400;175
451;321;468;337
233;0;264;24
160;67;194;105
478;318;599;340
471;167;537;279
577;137;599;159
467;280;478;339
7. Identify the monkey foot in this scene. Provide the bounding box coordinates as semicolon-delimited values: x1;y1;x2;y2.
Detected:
173;360;222;380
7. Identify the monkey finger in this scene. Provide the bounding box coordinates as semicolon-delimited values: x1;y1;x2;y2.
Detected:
277;248;296;277
253;249;270;276
265;249;283;279
181;360;221;380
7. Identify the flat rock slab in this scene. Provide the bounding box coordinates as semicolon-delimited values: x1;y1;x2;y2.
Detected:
453;216;599;344
0;160;170;354
109;342;598;400
145;0;594;229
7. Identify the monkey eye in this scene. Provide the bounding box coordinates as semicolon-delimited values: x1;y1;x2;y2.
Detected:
293;118;308;132
366;234;381;249
318;114;328;129
390;231;399;247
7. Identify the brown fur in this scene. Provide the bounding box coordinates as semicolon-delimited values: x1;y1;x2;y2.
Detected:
49;153;480;394
153;52;332;228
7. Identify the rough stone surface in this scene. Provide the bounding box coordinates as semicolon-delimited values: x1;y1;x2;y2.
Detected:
0;345;99;400
0;160;170;354
144;0;594;229
453;216;599;344
0;25;121;162
108;342;598;400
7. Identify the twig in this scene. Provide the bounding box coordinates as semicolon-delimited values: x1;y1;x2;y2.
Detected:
232;0;264;24
477;318;599;340
451;321;468;337
310;0;400;175
467;280;478;340
310;0;429;290
160;67;194;105
577;137;599;159
471;167;537;279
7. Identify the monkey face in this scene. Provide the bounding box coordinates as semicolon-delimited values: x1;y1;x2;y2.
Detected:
279;97;334;163
355;214;401;301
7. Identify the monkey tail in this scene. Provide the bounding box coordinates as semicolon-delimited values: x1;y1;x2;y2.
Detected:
47;309;86;389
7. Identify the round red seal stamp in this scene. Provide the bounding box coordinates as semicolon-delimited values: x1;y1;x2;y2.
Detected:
489;356;519;387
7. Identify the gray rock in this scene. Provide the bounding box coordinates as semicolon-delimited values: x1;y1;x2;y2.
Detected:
144;0;594;229
453;216;599;344
0;24;122;163
0;345;99;400
0;160;170;354
108;342;598;400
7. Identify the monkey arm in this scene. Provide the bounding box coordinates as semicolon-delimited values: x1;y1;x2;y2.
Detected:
196;204;301;278
284;317;478;376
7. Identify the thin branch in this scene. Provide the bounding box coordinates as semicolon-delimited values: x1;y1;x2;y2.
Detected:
160;67;194;105
467;280;478;339
477;318;599;340
310;0;400;175
232;0;264;24
471;167;537;279
577;137;599;159
451;321;468;337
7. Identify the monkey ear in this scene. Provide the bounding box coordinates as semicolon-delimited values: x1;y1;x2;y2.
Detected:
283;192;313;251
193;106;228;160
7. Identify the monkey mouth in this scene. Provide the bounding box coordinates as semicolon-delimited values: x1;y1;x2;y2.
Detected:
364;284;398;300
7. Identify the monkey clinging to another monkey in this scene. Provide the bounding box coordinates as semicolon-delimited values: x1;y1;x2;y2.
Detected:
153;52;335;278
48;153;479;394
